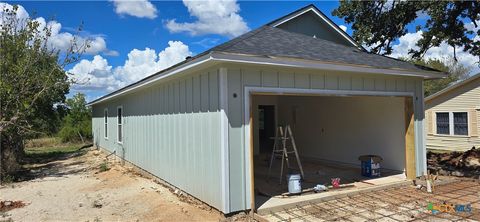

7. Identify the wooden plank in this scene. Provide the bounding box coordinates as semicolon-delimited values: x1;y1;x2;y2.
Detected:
405;97;416;179
250;94;255;212
426;110;433;135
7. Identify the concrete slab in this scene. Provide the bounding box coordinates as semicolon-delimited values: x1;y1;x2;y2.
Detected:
257;174;410;215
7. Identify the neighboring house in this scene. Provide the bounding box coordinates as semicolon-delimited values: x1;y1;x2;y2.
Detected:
425;73;480;151
88;5;444;214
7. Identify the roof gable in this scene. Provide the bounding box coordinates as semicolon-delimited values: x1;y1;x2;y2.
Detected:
426;73;480;102
268;4;360;49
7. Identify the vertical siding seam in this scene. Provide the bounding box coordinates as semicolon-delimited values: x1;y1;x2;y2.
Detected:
307;73;312;89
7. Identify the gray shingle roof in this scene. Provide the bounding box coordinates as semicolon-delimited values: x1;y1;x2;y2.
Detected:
210;25;439;73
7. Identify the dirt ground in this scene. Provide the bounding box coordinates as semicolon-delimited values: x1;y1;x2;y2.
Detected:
0;148;224;222
428;147;480;178
262;179;480;221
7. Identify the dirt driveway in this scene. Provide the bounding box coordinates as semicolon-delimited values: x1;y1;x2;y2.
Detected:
262;179;480;221
0;148;223;222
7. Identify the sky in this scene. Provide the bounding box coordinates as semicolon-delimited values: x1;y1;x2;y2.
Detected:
2;1;479;102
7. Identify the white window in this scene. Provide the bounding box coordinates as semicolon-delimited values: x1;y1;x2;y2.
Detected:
436;112;449;135
117;106;123;143
436;112;468;136
104;109;108;139
453;112;468;135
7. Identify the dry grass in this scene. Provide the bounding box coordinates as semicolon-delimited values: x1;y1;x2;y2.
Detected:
25;137;63;148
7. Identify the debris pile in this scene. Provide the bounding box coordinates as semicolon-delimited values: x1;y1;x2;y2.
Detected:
427;147;480;178
0;200;26;212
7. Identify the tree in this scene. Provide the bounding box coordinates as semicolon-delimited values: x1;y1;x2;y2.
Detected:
406;57;471;97
0;5;87;178
58;93;92;143
333;1;480;63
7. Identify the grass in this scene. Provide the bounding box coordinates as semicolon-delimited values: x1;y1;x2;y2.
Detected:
98;162;110;172
22;137;90;164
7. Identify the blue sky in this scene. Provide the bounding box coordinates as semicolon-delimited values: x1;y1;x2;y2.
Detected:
15;1;345;67
4;1;479;101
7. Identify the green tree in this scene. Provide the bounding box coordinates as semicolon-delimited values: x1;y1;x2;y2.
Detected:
333;1;480;62
58;93;92;143
0;5;87;178
406;57;471;97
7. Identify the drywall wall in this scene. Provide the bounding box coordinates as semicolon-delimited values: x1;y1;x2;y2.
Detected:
253;95;406;171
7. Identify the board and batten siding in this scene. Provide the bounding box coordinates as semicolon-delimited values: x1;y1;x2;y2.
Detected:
425;77;480;151
225;65;426;211
92;67;225;211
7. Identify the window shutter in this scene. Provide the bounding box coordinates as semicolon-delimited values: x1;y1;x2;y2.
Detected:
470;109;478;137
427;110;433;135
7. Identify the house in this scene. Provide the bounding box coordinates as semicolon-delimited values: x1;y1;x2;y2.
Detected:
88;5;444;214
425;73;480;151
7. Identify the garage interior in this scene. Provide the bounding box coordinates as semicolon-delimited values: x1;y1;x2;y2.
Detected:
251;94;411;210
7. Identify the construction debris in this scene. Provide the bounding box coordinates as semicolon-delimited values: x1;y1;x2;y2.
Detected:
427;147;480;178
0;200;26;212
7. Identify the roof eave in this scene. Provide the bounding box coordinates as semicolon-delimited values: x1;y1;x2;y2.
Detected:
87;53;214;106
88;52;446;106
210;52;446;79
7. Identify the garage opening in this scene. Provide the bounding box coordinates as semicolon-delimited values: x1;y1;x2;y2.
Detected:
251;94;411;212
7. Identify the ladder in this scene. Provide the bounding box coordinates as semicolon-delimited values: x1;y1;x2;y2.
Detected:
267;125;305;184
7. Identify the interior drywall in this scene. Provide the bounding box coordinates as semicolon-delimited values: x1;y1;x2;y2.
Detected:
252;95;406;171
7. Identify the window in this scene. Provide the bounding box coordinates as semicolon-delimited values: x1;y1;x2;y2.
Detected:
436;112;469;136
104;109;108;138
453;112;468;135
436;112;449;135
117;106;123;143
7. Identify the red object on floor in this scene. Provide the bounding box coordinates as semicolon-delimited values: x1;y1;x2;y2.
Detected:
331;178;340;188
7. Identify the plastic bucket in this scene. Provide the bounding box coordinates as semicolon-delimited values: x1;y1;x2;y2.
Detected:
287;174;302;194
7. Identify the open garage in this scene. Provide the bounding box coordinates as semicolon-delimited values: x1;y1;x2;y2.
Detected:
249;92;414;211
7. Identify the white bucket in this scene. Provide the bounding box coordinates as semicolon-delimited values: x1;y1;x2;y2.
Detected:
287;174;302;194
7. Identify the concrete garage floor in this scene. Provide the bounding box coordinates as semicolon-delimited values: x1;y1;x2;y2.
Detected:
261;179;480;221
254;155;408;213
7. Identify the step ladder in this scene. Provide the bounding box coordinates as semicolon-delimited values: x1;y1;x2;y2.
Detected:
267;125;305;184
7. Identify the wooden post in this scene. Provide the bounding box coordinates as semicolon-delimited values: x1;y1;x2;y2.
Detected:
249;94;255;214
405;97;416;179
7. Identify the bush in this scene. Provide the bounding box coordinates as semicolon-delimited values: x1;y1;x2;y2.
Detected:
58;121;92;143
57;93;92;143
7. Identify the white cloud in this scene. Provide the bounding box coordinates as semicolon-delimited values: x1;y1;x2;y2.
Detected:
0;2;29;26
69;55;125;92
103;49;120;57
111;0;157;19
391;30;479;74
0;3;113;55
115;41;192;83
70;41;192;93
339;25;347;32
166;0;249;37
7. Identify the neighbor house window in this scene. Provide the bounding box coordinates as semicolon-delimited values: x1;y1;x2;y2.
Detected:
453;112;468;135
104;109;108;139
436;112;449;135
117;106;123;143
436;112;469;136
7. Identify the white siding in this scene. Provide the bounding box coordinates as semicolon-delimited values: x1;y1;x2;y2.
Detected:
92;68;224;211
225;65;426;211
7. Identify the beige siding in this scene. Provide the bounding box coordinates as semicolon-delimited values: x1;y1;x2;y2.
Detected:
425;77;480;151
